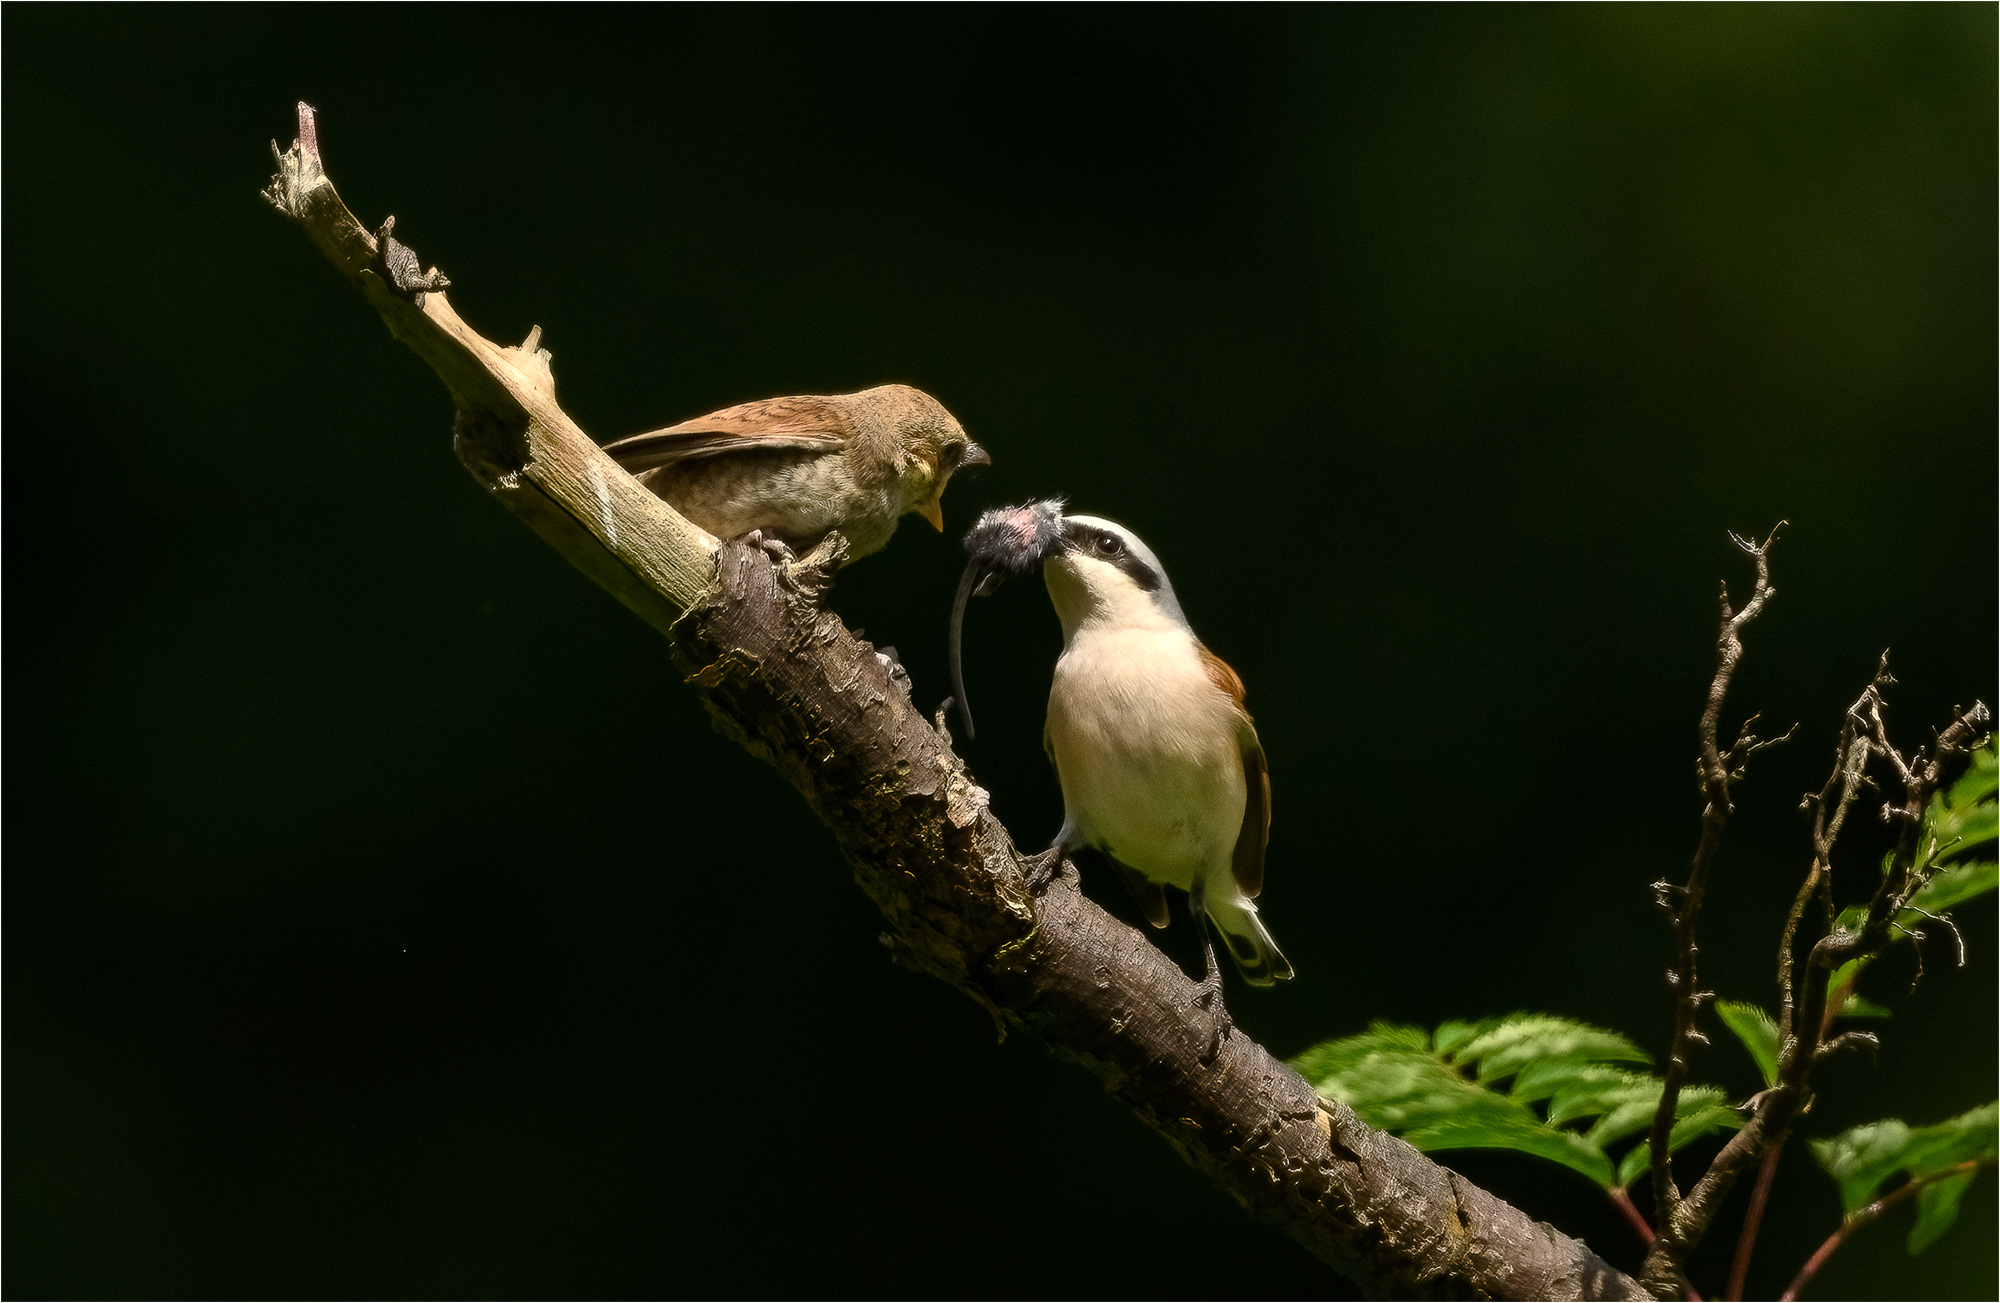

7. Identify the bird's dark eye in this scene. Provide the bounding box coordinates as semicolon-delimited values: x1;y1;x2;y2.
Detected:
1097;532;1123;556
941;444;964;469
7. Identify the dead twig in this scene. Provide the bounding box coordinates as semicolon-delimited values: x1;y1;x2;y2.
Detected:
1641;525;1785;1292
1705;664;1987;1300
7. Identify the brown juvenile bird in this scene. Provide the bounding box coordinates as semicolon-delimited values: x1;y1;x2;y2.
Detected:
600;384;987;564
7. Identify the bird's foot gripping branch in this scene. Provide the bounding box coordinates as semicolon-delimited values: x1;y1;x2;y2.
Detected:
265;99;1648;1298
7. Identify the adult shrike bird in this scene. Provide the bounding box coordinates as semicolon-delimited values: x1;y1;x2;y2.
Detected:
950;500;1293;1060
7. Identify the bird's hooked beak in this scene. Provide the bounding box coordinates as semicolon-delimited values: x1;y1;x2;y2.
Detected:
947;498;1067;739
961;441;991;469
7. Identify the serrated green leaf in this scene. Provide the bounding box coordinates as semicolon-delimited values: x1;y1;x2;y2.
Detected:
1942;806;1998;859
1906;860;1997;918
1446;1014;1650;1084
1952;739;2000;799
1587;1098;1668;1153
1292;1023;1486;1134
1812;1102;1999;1217
1514;1061;1639;1113
1292;1013;1734;1194
1814;1119;1918;1215
1933;743;1998;862
1432;1019;1480;1057
1404;1101;1615;1188
1509;1057;1612;1105
1945;742;1997;810
1907;1102;2000;1177
1512;1062;1664;1143
1290;1020;1429;1088
1616;1096;1745;1187
1716;1001;1781;1087
1909;1168;1978;1255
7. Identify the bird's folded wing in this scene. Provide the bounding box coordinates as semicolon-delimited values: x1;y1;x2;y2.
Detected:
1233;741;1270;899
1197;643;1270;900
601;394;854;472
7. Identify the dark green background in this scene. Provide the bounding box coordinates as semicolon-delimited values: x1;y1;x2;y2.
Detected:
8;7;1994;1299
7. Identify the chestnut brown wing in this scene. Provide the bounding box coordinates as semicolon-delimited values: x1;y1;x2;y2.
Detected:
600;394;854;472
1198;644;1270;900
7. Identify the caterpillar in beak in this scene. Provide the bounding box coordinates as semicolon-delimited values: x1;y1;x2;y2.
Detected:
948;498;1068;739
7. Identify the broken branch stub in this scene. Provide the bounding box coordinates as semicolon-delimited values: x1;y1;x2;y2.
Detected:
264;99;1647;1300
263;100;717;630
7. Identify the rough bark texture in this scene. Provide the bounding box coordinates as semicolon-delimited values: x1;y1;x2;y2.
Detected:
264;100;1647;1301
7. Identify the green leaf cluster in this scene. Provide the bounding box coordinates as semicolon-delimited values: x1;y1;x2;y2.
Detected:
1714;1001;1780;1087
1811;1102;1998;1254
1291;1014;1741;1191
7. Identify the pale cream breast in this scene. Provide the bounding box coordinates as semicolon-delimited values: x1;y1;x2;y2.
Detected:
1048;623;1247;891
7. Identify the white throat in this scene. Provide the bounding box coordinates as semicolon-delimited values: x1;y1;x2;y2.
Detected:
1044;554;1184;647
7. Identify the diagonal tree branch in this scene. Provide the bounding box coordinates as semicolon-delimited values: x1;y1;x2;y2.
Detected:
262;101;1645;1300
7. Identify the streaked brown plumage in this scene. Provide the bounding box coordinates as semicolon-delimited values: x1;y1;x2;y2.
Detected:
600;384;986;563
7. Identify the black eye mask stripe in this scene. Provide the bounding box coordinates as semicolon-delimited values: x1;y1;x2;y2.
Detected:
1062;521;1161;593
1110;551;1161;593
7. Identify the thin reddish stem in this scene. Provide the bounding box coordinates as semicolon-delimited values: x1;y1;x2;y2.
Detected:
1818;971;1856;1041
1780;1161;1988;1301
1725;1137;1786;1299
1609;1187;1655;1246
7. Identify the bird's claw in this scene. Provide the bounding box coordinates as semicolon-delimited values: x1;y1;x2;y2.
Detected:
1021;847;1066;894
742;529;825;597
743;529;797;564
373;215;450;308
772;531;848;596
874;645;913;696
1192;973;1234;1066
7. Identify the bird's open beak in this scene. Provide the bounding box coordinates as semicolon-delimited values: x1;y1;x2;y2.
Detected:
962;441;991;468
920;498;945;531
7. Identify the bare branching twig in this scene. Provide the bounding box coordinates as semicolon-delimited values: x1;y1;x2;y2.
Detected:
1727;668;1893;1299
1706;661;1986;1300
1639;526;1785;1294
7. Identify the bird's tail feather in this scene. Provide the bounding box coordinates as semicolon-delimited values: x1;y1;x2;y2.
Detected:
1207;896;1294;987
